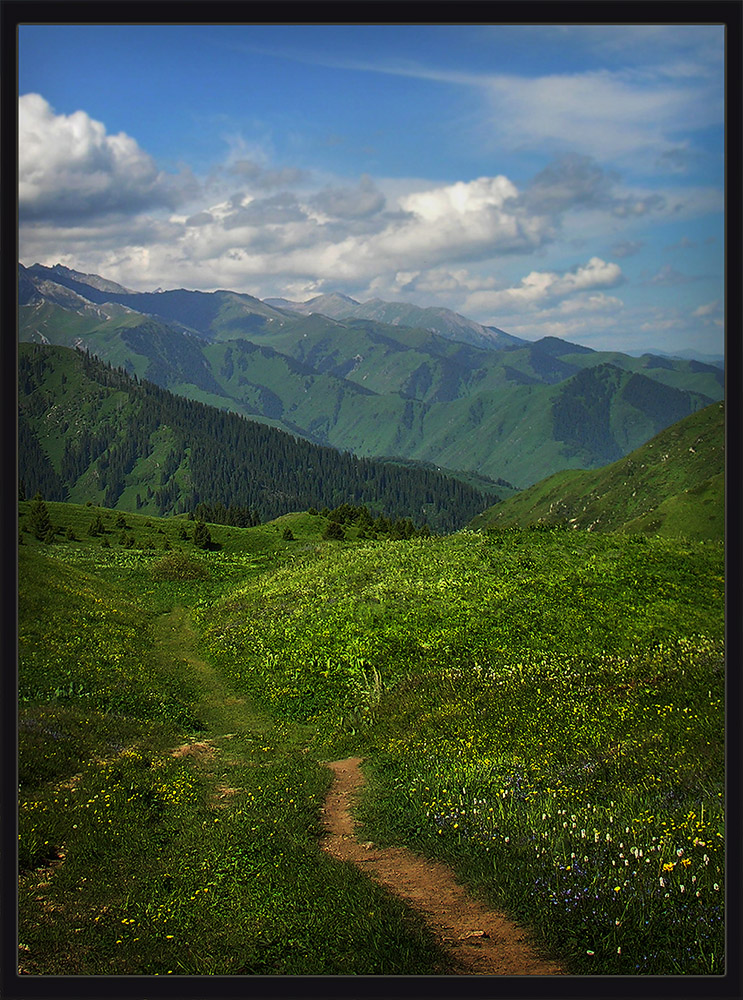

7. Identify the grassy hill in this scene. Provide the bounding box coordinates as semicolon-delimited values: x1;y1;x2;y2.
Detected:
17;500;724;975
471;402;724;540
19;263;721;488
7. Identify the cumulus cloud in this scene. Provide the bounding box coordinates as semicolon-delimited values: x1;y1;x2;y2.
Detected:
169;174;554;290
521;154;619;214
185;211;214;227
463;257;624;314
228;158;307;189
222;192;308;229
311;174;386;219
19;94;192;220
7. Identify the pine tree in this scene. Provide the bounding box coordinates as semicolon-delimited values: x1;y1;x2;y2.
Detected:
28;493;53;540
193;520;212;550
323;520;345;541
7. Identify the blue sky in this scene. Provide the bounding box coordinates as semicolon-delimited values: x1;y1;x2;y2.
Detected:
18;23;725;355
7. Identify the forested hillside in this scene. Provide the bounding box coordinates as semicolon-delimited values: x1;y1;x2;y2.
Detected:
18;344;499;530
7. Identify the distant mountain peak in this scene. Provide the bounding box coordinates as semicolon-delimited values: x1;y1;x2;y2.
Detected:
269;290;525;351
27;262;136;296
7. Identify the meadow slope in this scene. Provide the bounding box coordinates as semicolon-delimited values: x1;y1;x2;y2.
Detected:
17;500;725;977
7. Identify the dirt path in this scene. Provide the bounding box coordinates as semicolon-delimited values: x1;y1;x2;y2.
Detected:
322;757;565;976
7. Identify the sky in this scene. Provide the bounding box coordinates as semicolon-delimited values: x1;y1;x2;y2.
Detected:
18;22;726;356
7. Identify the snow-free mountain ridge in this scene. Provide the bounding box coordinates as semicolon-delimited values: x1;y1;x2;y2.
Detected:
18;262;723;489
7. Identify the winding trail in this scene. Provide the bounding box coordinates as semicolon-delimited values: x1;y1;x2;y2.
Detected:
156;609;563;975
322;757;565;976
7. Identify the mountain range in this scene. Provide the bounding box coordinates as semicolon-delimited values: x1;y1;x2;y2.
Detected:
19;262;724;490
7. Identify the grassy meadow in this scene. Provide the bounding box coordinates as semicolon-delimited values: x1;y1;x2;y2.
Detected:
16;499;725;976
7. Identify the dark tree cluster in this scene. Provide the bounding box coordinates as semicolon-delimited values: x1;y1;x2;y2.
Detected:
191;502;260;527
20;345;493;532
18;415;67;502
316;503;430;539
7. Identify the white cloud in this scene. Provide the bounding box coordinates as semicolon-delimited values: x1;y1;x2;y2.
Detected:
19;94;192;220
463;257;623;314
112;173;555;293
311;174;386;219
322;44;721;170
555;293;624;315
693;299;721;318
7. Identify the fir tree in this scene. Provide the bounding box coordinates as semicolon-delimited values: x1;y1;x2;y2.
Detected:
323;520;345;540
193;520;212;550
28;493;53;541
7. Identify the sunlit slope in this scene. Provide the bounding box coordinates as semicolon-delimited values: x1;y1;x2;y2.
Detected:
470;402;724;539
199;528;723;728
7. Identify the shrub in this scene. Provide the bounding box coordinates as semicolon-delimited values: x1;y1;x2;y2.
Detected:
149;550;210;581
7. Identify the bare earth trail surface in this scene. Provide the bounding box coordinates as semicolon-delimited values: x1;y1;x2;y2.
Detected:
157;608;563;975
322;757;565;976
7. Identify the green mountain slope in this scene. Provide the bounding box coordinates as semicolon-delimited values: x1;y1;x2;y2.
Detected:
19;263;722;488
470;401;724;540
19;343;499;530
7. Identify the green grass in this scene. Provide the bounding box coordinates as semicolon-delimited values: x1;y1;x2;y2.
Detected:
196;525;724;975
17;530;450;975
17;502;725;976
472;401;724;540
